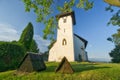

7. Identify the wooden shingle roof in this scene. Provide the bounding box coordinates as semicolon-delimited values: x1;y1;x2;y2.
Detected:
18;52;46;72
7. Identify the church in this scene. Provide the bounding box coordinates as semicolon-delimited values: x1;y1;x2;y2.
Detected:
48;11;88;62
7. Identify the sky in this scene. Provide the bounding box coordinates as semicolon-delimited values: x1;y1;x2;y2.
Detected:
0;0;119;61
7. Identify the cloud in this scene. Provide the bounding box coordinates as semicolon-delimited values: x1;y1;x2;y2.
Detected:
0;23;50;53
0;23;20;41
34;35;50;53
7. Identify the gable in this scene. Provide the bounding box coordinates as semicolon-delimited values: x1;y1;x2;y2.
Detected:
18;53;46;72
55;57;74;74
74;34;88;48
18;53;29;69
18;54;34;72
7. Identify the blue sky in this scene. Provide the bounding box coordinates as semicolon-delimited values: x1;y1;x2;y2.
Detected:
0;0;118;61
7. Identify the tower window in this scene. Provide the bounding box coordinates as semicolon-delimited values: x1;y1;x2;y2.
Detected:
62;39;67;45
63;18;66;23
63;17;67;23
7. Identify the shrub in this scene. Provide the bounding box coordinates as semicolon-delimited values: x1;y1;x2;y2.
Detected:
0;42;26;71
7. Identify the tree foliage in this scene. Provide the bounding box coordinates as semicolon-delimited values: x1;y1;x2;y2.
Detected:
29;39;39;53
112;29;120;45
109;45;120;63
107;29;120;62
107;29;120;45
48;40;56;50
19;22;34;51
105;0;120;62
19;22;39;53
105;0;120;26
22;0;93;39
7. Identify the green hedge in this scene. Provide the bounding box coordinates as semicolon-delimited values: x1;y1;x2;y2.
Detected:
0;42;26;72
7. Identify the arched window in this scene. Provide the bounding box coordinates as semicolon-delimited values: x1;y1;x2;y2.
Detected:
62;39;67;45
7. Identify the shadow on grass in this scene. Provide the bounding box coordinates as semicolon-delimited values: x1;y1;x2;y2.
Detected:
45;63;111;72
45;62;111;73
44;62;111;73
45;65;57;72
72;63;111;72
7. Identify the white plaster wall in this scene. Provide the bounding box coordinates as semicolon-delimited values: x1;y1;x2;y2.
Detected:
84;51;88;61
48;43;57;61
74;35;84;61
74;35;88;61
48;15;75;62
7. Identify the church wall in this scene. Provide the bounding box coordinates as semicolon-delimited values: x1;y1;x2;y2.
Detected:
48;43;57;61
84;51;88;61
74;35;86;61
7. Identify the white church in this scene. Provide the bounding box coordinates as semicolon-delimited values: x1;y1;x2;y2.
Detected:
48;11;88;62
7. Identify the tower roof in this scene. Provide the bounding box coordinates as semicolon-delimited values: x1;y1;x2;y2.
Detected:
56;11;76;25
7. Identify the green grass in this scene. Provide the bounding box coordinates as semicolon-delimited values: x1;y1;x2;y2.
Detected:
0;62;120;80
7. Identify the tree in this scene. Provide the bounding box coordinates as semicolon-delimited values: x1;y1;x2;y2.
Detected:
109;45;120;63
105;0;120;62
48;39;56;50
22;0;120;38
104;0;120;26
107;29;120;62
107;29;120;46
19;22;39;52
112;29;120;45
22;0;93;39
19;22;34;51
29;39;39;53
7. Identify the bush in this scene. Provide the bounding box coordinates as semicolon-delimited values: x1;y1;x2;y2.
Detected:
0;22;39;72
0;42;26;71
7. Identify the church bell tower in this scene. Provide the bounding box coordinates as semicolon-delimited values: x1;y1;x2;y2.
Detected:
48;11;76;62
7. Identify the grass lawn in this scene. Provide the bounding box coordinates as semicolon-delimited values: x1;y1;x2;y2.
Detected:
0;62;120;80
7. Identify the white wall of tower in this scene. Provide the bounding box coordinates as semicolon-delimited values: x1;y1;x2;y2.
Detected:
48;15;75;62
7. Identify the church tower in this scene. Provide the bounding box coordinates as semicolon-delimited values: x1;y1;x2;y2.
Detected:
48;11;76;62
